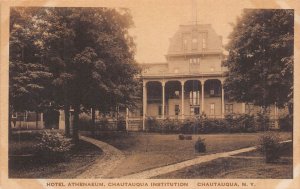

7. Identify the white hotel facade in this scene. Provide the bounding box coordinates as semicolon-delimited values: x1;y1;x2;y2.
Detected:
127;24;282;130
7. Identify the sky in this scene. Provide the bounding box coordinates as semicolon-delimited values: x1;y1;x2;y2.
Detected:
127;0;254;63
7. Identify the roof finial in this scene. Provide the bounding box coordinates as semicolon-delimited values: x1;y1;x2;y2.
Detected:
192;0;198;25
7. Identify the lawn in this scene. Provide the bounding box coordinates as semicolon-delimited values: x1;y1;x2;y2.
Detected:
9;131;103;178
153;141;293;179
87;131;292;178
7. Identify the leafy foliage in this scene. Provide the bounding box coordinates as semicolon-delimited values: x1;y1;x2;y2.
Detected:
195;137;206;153
35;131;73;161
223;9;293;109
258;132;282;163
10;7;141;141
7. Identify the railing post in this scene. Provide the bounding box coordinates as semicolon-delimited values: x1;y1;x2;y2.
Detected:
162;81;165;119
181;80;185;120
142;81;147;131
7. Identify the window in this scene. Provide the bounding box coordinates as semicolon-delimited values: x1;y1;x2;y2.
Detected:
225;104;233;114
183;39;188;50
202;37;206;49
210;89;215;95
158;105;166;116
210;103;215;115
192;38;198;50
158;106;162;116
245;103;254;114
197;58;201;64
175;105;180;116
189;91;200;105
189;57;200;65
190;107;200;115
194;107;200;115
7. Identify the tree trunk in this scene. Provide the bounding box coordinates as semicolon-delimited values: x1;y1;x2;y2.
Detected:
261;106;269;131
9;111;12;138
91;108;95;136
64;104;70;137
72;104;80;144
288;102;293;115
36;111;39;129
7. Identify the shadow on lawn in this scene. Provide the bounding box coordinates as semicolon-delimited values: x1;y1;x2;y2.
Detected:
9;132;102;178
88;131;140;151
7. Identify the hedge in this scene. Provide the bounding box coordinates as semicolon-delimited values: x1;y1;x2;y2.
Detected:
145;113;277;134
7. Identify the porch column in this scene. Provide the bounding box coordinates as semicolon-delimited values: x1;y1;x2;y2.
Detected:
162;81;165;119
126;108;129;130
142;81;147;130
181;80;185;119
221;81;225;118
201;80;205;113
40;113;44;128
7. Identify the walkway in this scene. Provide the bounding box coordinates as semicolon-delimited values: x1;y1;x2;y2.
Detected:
76;135;125;179
76;134;291;179
121;140;292;179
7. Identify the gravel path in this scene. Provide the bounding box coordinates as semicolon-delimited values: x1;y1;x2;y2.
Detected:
75;134;291;179
121;140;292;179
76;135;125;179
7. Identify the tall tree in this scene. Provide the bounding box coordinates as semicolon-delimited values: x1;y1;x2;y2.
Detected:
10;7;141;142
9;7;53;134
223;9;293;112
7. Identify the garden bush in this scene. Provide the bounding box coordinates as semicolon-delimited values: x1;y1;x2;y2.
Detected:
160;118;181;133
178;134;185;140
145;113;273;134
145;117;160;132
181;119;195;134
117;117;126;131
195;137;206;152
258;132;282;163
97;117;109;130
226;113;255;133
256;112;270;131
34;131;73;162
279;115;293;131
78;113;93;131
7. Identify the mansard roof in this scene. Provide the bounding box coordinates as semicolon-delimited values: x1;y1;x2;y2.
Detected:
167;24;223;57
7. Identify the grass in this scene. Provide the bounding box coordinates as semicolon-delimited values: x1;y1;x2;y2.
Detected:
86;131;292;178
153;142;293;179
9;131;103;178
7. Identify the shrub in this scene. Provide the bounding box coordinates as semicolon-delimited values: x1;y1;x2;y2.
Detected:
178;134;185;140
200;118;228;133
258;132;281;163
145;117;159;132
78;113;93;131
98;117;109;130
160;118;181;133
195;137;206;153
181;119;194;134
35;131;73;162
256;112;270;131
226;114;255;133
279;115;293;131
117;116;126;131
